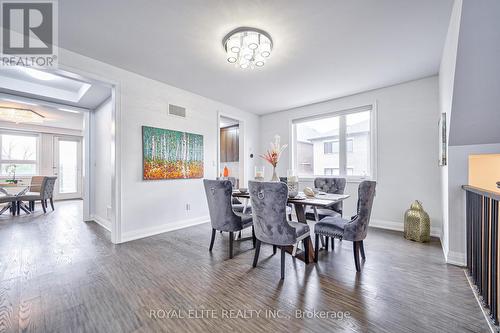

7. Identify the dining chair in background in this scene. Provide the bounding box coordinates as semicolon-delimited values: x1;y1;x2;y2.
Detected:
203;179;255;259
306;177;347;220
314;180;376;272
19;176;57;213
249;181;311;279
217;176;249;214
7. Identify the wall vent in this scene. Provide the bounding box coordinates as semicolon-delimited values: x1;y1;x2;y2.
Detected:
168;104;186;118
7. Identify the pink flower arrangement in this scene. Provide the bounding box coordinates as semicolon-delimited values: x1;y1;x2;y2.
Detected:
260;135;287;167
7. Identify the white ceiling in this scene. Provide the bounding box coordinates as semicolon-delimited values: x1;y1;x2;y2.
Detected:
59;0;453;114
0;67;112;110
0;98;84;130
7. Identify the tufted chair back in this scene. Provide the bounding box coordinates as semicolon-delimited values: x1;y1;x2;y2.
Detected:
41;177;57;200
343;181;377;242
204;179;244;232
314;177;347;214
248;181;297;246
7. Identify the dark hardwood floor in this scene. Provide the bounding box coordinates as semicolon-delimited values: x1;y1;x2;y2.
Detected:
0;201;489;332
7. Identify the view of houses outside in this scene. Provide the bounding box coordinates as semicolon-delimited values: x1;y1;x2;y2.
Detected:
295;111;371;177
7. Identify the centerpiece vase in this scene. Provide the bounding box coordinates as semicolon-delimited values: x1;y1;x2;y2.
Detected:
271;166;279;181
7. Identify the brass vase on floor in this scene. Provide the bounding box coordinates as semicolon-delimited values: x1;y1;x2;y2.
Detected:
404;201;430;243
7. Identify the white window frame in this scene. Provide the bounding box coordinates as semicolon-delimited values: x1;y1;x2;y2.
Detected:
0;130;40;177
291;103;378;182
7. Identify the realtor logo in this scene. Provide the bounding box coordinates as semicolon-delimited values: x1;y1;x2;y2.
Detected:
1;0;58;67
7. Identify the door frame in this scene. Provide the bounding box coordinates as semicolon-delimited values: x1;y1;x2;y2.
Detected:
54;65;122;244
52;135;83;200
217;112;245;186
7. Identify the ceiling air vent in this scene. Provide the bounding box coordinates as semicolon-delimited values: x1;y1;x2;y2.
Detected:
168;104;186;118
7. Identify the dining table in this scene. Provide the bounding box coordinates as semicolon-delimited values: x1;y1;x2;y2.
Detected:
0;185;30;215
232;190;350;263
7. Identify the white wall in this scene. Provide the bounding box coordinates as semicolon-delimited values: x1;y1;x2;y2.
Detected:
439;0;462;260
448;0;500;145
59;48;260;243
260;77;442;235
440;0;500;265
446;144;500;265
90;99;112;230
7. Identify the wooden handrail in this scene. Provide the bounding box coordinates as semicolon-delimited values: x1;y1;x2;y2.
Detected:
462;185;500;201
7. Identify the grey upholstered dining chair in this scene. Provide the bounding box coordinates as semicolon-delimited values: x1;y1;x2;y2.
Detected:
203;179;255;259
18;176;57;213
217;176;248;213
314;180;376;272
249;181;311;279
305;177;346;221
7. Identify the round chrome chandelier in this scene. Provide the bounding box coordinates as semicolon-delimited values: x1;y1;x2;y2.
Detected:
222;27;273;69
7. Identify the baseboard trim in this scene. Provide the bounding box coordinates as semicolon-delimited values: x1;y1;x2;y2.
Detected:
370;219;441;238
91;215;111;231
120;216;209;243
464;271;496;333
445;250;466;267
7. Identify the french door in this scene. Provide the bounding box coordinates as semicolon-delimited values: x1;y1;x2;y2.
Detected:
53;136;82;200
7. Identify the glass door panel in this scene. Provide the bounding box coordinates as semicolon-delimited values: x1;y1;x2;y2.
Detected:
54;137;82;199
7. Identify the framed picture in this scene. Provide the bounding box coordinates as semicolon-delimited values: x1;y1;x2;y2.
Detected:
439;113;447;166
142;126;204;180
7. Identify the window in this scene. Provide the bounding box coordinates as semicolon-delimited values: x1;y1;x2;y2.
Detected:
324;168;339;175
0;132;39;176
324;140;339;154
293;105;375;180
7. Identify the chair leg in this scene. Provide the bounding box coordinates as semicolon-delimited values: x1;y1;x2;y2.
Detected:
253;239;261;267
273;245;277;255
303;237;310;264
314;234;319;262
325;237;329;251
229;232;234;259
50;198;55;211
353;241;361;272
209;228;216;251
252;225;256;249
280;247;286;280
17;201;20;215
360;240;366;260
41;200;46;213
331;237;335;250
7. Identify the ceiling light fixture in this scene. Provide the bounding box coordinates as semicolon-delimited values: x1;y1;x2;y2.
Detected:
0;107;44;124
223;27;273;70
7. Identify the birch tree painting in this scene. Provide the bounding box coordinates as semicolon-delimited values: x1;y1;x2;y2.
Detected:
142;126;204;179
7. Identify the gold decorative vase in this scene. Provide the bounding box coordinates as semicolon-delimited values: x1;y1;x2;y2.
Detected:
404;201;430;243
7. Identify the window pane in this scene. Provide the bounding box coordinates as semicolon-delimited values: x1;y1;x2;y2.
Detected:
346;111;371;177
1;134;37;161
295;116;339;176
58;141;78;193
1;163;36;176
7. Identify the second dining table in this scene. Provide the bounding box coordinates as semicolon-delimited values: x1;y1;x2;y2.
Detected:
233;190;350;263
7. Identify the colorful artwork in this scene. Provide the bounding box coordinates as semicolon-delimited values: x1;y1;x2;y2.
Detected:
142;126;204;180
